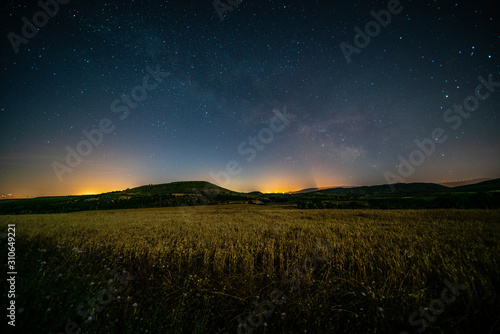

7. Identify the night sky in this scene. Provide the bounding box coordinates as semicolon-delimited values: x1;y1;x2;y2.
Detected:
1;0;499;197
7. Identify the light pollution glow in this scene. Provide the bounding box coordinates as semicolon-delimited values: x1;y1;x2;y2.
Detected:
1;163;349;197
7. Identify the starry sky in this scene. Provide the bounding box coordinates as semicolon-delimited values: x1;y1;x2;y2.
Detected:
1;0;499;196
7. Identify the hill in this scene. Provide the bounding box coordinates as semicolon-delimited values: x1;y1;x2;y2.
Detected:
312;178;500;197
247;191;264;195
315;182;450;197
451;178;500;192
0;181;248;215
124;181;238;196
439;178;492;188
1;179;499;214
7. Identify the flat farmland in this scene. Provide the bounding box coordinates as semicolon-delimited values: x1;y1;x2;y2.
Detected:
1;206;499;333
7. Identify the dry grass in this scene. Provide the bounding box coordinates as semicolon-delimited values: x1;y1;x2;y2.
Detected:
1;205;499;333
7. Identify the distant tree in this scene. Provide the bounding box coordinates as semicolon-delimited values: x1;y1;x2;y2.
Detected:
313;198;324;209
306;202;316;209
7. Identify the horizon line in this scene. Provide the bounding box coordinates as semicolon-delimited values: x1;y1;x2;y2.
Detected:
1;177;495;198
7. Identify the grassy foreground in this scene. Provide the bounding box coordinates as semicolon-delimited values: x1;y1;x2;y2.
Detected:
1;205;499;333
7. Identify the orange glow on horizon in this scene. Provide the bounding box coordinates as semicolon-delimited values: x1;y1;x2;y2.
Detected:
4;164;350;197
233;167;348;194
263;189;290;194
77;191;100;196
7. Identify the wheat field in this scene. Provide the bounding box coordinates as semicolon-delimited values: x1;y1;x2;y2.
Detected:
1;205;499;333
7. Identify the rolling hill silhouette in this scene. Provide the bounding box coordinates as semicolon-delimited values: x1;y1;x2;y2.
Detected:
450;178;500;192
314;182;449;196
0;178;498;214
124;181;238;196
307;178;500;196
